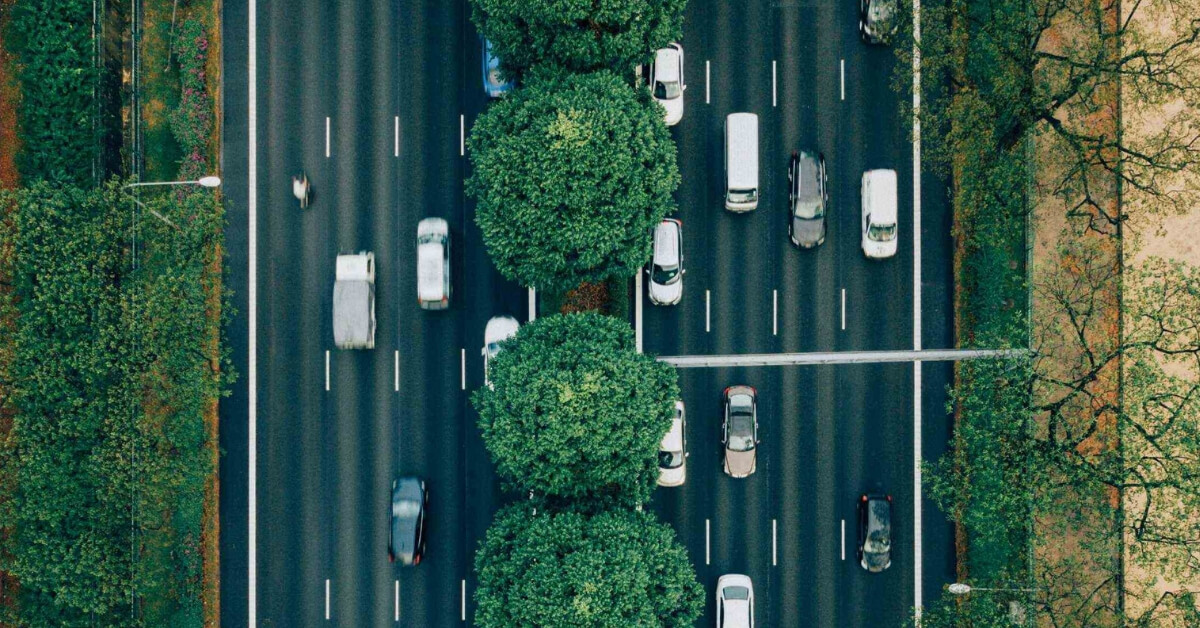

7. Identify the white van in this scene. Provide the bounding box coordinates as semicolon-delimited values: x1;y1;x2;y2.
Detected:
861;169;898;259
725;113;759;211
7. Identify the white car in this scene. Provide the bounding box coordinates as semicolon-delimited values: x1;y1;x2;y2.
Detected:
861;169;898;259
482;316;520;387
650;44;685;126
648;218;683;305
716;574;754;628
417;217;450;310
657;401;687;487
332;252;376;350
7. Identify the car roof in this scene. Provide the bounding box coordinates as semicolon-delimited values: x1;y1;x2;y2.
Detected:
417;243;445;299
654;47;680;81
660;416;684;451
864;169;898;223
868;495;892;531
653;220;680;265
485;316;520;343
794;152;822;201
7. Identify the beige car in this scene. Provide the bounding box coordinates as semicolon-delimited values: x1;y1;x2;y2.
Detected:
722;385;758;478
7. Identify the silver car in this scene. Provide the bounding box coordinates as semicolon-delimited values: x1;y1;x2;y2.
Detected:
657;401;687;487
648;218;683;306
650;43;685;125
417;218;450;310
482;316;520;387
716;574;754;628
788;150;827;248
722;385;758;478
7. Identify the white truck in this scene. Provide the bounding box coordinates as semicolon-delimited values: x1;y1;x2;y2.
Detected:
333;252;376;350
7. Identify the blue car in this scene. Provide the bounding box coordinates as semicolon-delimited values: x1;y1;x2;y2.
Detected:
482;39;514;97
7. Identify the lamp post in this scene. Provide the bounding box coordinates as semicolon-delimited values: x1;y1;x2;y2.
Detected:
948;583;1038;595
123;176;221;228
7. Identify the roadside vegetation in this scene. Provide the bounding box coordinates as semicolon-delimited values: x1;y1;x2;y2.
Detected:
894;0;1200;624
0;0;227;625
466;1;700;625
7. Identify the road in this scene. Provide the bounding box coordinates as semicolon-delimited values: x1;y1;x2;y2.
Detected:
219;0;955;625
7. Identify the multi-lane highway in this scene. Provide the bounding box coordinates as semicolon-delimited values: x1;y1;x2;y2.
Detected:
219;0;955;626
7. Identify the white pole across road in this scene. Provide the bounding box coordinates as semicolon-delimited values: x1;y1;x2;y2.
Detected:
657;348;1026;368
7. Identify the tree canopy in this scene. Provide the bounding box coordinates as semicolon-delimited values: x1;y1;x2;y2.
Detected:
467;68;679;293
469;0;686;75
472;313;677;505
474;505;703;628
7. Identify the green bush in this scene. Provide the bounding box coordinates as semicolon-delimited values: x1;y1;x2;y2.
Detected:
474;505;703;628
469;0;686;76
467;68;678;293
472;313;677;506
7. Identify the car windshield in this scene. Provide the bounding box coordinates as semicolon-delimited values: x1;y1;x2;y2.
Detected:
417;233;442;245
488;67;505;87
728;413;755;451
655;80;682;100
393;499;420;518
794;198;824;219
729;189;757;203
486;342;501;358
652;263;680;285
659;449;684;469
868;223;897;241
723;586;750;600
864;528;891;554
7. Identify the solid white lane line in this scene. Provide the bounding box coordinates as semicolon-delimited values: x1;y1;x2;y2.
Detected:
325;579;331;620
772;519;778;566
705;290;711;333
841;519;846;561
773;289;778;336
461;579;467;621
325;350;330;391
841;288;846;330
635;273;644;353
247;0;258;622
528;287;536;322
460;349;466;390
394;580;400;621
325;117;331;158
394;350;399;392
840;59;846;101
705;519;711;565
459;114;465;156
772;60;777;107
394;116;399;157
705;61;711;104
913;0;925;614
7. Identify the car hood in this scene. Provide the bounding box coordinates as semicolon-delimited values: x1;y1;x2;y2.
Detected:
725;448;756;477
862;236;898;259
792;216;825;247
648;277;683;305
658;463;686;487
862;548;891;572
660;97;683;125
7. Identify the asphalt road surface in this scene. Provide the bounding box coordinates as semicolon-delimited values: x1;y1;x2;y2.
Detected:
220;0;955;625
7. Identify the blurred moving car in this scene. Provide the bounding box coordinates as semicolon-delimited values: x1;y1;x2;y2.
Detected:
858;492;893;572
716;574;755;627
658;401;687;487
482;316;520;387
722;385;759;478
389;476;428;566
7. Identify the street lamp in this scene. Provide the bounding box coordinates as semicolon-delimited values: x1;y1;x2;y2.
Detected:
948;583;1037;595
123;176;222;228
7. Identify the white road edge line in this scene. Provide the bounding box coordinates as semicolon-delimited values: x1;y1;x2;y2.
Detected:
705;519;711;565
841;519;846;561
459;114;465;156
772;60;777;107
325;350;330;391
772;519;778;566
461;579;467;621
247;0;258;621
772;289;778;336
394;116;399;157
913;0;925;616
394;580;400;622
394;350;399;392
705;289;711;333
841;288;846;330
460;349;466;390
528;287;536;322
325;579;331;620
635;273;643;353
705;61;711;104
840;59;846;101
325;116;331;158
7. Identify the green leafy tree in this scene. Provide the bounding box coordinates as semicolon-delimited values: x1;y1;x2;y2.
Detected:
469;0;686;75
474;505;703;628
467;68;679;293
906;588;1021;628
473;313;677;505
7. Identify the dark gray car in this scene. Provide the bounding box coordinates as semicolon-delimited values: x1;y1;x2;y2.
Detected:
860;0;898;44
789;151;827;248
389;477;428;566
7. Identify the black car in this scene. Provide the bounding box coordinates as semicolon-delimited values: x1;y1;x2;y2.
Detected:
788;150;828;248
858;493;893;572
859;0;898;44
390;477;428;566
